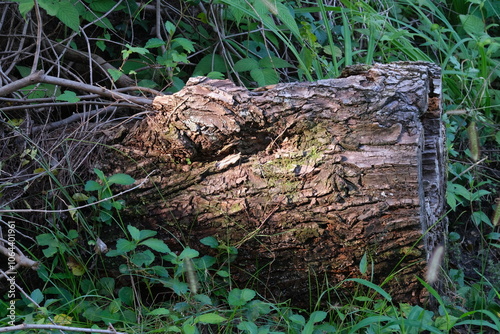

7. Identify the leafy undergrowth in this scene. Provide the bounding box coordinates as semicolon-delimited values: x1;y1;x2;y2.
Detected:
1;0;499;332
1;217;499;333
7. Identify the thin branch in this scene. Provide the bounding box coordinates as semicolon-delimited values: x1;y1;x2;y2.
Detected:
449;157;488;183
31;0;42;74
0;101;133;113
0;71;153;106
0;269;65;334
0;324;128;334
0;86;163;104
0;70;45;97
0;171;153;214
31;106;119;133
0;238;39;271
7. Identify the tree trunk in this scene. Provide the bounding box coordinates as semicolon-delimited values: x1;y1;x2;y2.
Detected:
103;62;447;306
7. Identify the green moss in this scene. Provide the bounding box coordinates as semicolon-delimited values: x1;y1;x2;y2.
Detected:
295;227;320;243
399;246;422;258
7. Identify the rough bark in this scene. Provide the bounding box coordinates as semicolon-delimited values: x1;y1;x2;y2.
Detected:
103;62;446;306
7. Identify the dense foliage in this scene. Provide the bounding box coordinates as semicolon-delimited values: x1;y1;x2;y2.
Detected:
0;0;499;332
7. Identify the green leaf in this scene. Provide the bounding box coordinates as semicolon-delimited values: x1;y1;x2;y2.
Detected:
227;288;256;307
118;287;134;306
193;54;227;77
98;209;112;223
98;277;115;295
99;200;112;211
194;256;215;269
164;278;189;295
171;51;188;63
303;311;328;334
459;14;485;38
359;252;368;275
216;270;230;277
139;229;157;240
449;231;461;242
30;289;44;305
194;294;213;305
151;265;169;277
195;312;227;324
289;314;305;325
107;69;123;82
108;299;121;313
237;321;258;334
182;321;196;334
106;249;122;257
81;11;113;29
38;0;58;16
234;58;260;72
131;250;155;267
140;238;171;253
179;247;199;260
89;0;117;12
309;310;327;323
471;189;491;201
36;233;56;246
206;71;225;79
127;225;141;241
446;191;457;211
126;44;149;55
115;238;137;253
84;180;101;192
122;44;149;59
112;201;123;210
56;0;80;31
42;247;58;257
344;278;392;302
165;21;176;35
12;0;35;17
435;314;459;330
259;56;292;69
56;90;80;103
148;308;171;315
471;211;491;227
145;38;166;49
348;315;395;333
137;79;159;89
172;38;195;52
93;168;106;181
108;173;135;185
250;67;278;86
447;182;472;201
274;1;301;39
67;229;78;239
200;236;219;248
72;192;89;202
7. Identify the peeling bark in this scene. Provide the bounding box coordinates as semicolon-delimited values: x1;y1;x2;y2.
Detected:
103;62;447;306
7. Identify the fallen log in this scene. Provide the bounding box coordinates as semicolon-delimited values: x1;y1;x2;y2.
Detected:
102;61;447;306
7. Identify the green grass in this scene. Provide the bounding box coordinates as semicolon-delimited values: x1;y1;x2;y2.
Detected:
1;0;499;332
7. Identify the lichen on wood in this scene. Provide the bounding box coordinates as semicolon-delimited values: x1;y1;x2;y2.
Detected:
106;62;446;306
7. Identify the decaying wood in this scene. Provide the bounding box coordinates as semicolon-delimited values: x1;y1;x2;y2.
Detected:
103;62;446;306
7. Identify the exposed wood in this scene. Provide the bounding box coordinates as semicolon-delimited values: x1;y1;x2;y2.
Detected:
103;62;446;306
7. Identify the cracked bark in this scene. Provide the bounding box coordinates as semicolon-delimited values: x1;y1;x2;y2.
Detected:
102;62;447;306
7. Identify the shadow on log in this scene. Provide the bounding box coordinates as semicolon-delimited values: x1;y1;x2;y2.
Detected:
103;61;447;307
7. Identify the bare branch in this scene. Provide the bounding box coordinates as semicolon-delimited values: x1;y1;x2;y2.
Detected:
0;171;153;214
31;106;119;133
0;324;128;334
0;238;39;271
0;71;153;106
0;70;45;97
